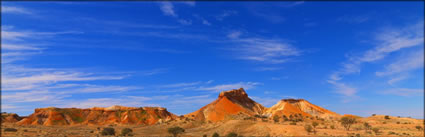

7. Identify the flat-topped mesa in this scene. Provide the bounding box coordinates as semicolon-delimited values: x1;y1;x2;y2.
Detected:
19;105;176;126
281;98;306;103
280;98;340;119
218;88;249;98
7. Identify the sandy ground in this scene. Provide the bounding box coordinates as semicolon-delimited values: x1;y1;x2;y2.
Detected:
1;115;424;137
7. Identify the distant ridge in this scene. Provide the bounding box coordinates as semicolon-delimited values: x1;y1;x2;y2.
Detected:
16;106;176;126
9;88;341;125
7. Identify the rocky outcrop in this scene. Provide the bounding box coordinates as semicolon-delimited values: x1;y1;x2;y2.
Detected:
187;88;266;122
278;99;340;119
17;106;176;126
1;112;22;123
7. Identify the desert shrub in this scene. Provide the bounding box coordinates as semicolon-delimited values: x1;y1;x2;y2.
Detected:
89;130;94;133
416;126;423;130
330;125;335;129
396;121;400;124
273;115;280;123
363;122;371;132
323;125;327;129
226;132;238;137
355;133;361;137
304;124;313;134
353;125;363;131
203;134;207;137
282;115;288;121
312;122;319;128
212;132;220;137
382;122;386;124
121;128;133;136
4;128;17;132
397;116;401;118
101;127;115;136
290;122;297;125
372;127;380;135
388;131;396;135
372;114;376;116
340;116;357;131
168;126;185;137
384;115;390;119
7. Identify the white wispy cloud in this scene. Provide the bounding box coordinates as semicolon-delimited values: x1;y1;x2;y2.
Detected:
141;68;169;76
230;37;301;64
3;90;67;103
327;80;357;97
379;88;424;97
376;49;424;76
327;21;424;98
387;75;409;85
277;1;305;8
177;19;192;25
158;2;194;25
158;82;202;88
159;2;177;17
227;31;242;39
202;19;211;26
2;6;32;14
255;67;283;71
216;10;238;21
60;98;159;109
2;44;43;51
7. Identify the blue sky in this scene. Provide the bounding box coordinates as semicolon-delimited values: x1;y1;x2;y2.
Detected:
1;1;424;118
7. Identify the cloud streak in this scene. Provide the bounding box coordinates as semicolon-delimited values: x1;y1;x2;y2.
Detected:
2;6;32;14
230;37;301;64
328;21;423;99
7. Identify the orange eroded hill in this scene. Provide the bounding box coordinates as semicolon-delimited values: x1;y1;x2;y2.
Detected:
280;99;340;119
186;88;266;122
1;113;23;123
264;100;311;118
16;105;176;126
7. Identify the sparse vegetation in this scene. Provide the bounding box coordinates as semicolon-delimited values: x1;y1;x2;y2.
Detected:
4;128;18;132
226;132;238;137
121;128;133;136
212;132;220;137
372;127;380;135
304;124;313;134
363;122;371;132
290;122;297;125
372;114;376;116
415;126;423;131
384;115;390;119
340;116;357;131
330;125;335;129
168;126;185;137
273;115;280;123
282;115;288;121
101;127;115;136
203;134;207;137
